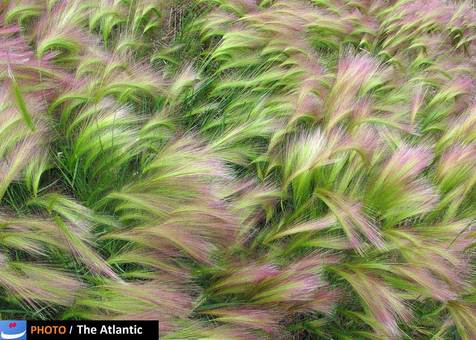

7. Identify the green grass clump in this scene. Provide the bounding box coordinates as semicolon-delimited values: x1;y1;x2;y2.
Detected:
0;0;476;338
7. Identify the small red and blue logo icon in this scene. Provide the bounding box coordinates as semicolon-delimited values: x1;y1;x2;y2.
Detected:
0;321;26;340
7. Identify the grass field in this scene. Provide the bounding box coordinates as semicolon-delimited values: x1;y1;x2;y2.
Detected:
0;0;475;338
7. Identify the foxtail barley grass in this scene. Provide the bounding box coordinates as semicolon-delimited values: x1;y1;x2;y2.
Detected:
0;0;475;338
